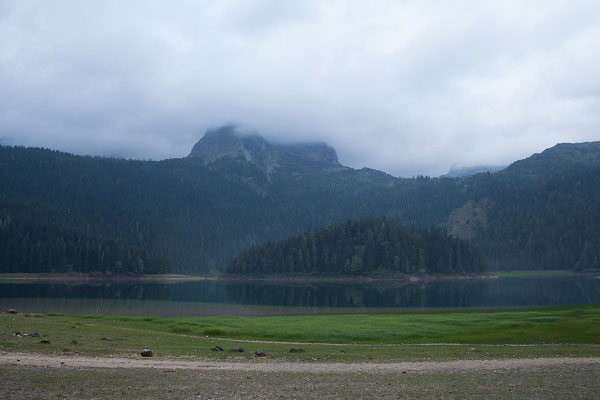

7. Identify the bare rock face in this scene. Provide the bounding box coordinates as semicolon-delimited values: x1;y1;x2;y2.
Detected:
187;125;339;172
188;126;261;163
445;199;492;241
276;142;339;165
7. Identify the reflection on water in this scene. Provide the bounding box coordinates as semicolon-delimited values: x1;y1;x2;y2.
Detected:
0;277;598;316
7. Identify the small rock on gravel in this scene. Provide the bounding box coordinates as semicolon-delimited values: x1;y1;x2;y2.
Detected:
254;350;266;357
211;346;224;351
140;349;153;357
229;347;245;352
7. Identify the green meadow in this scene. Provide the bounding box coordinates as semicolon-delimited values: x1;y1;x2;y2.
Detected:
2;305;600;363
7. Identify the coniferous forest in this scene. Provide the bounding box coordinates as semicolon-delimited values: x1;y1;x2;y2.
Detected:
226;219;486;275
0;216;168;274
1;133;599;274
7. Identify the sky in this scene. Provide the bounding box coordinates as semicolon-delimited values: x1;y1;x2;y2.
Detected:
1;1;599;177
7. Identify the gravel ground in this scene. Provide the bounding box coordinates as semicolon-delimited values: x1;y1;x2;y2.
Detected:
1;362;599;399
1;353;599;399
1;352;599;373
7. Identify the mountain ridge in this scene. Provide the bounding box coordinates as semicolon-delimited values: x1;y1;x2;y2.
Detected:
1;128;599;273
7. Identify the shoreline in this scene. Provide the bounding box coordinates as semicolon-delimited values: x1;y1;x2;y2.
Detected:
0;269;596;284
215;272;493;284
216;269;600;283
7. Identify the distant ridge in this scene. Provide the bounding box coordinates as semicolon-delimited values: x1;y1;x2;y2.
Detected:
442;165;505;178
502;141;600;177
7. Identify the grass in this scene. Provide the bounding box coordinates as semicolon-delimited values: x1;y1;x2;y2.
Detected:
1;305;600;362
3;305;599;399
50;305;600;344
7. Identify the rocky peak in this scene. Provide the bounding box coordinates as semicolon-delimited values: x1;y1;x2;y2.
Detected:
188;126;340;169
275;142;339;165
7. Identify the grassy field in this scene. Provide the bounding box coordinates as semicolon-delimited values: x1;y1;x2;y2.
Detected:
2;306;599;399
137;305;600;344
1;305;600;363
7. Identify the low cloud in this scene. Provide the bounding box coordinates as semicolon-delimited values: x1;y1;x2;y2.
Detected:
1;1;599;176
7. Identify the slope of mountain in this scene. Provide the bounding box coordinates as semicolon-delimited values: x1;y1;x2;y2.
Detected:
1;127;599;274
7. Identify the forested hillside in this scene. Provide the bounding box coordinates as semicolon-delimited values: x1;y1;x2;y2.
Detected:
1;128;599;274
449;142;600;270
0;216;167;274
226;219;486;275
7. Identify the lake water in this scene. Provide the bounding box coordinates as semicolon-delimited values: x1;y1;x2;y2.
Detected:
0;276;598;316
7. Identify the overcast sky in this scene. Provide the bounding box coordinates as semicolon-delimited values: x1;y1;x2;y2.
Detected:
1;1;599;177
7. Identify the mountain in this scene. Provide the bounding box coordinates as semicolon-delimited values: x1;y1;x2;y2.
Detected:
188;125;340;172
226;218;487;276
502;141;600;178
1;127;599;274
461;142;600;269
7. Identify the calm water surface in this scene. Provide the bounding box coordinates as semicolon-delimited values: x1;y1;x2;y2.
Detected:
0;276;598;316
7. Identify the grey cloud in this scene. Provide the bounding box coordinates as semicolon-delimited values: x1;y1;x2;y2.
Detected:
1;0;599;176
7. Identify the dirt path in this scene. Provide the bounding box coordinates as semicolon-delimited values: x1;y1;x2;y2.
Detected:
199;337;600;347
2;352;599;374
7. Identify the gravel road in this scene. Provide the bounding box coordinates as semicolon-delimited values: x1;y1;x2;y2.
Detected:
2;352;598;374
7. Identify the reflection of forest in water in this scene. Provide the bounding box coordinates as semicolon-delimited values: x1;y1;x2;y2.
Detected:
223;277;600;308
0;281;231;303
1;277;599;309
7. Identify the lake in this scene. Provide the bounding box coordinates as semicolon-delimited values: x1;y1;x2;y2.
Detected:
0;276;598;316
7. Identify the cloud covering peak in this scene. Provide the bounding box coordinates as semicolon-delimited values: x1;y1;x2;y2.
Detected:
1;1;599;176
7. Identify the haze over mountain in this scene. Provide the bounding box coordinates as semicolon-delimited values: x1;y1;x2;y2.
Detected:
1;127;599;274
442;165;506;178
2;2;600;177
188;125;340;172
